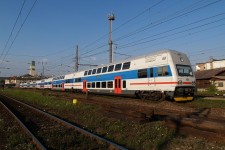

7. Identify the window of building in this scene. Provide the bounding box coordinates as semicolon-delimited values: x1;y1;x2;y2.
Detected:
115;63;122;71
138;69;147;78
122;62;131;70
102;82;106;88
92;69;96;75
108;65;114;72
107;81;113;88
102;67;108;73
218;82;224;87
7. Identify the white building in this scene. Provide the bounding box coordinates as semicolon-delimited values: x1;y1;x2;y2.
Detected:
196;58;225;71
29;61;36;76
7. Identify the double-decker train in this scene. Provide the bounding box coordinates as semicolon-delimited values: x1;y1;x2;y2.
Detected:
20;50;196;101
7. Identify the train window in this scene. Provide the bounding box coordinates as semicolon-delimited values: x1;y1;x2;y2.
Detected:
88;70;92;75
97;68;102;74
96;82;100;88
115;63;122;71
176;65;193;76
92;82;95;88
108;65;114;72
107;81;113;88
138;69;147;78
102;67;108;73
122;62;130;70
158;66;169;76
87;83;91;88
76;78;81;82
92;69;97;75
123;80;126;88
84;71;88;76
102;82;106;88
150;68;154;77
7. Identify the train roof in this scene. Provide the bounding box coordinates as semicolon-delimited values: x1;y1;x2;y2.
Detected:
83;49;185;69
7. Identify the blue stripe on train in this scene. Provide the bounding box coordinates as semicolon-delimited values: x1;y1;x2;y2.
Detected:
81;65;172;82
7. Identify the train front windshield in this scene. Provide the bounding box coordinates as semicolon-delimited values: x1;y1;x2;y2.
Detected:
176;65;193;76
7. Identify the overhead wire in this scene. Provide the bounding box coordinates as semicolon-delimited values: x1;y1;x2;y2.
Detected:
114;0;222;42
0;0;38;66
0;0;26;60
79;0;222;60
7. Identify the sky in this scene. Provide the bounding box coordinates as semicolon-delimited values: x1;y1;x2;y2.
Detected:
1;0;225;77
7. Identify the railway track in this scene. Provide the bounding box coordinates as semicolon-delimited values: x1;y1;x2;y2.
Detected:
64;93;225;141
0;94;128;150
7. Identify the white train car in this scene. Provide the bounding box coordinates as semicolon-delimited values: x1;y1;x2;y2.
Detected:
19;50;195;101
64;71;84;92
43;78;53;89
80;50;195;101
36;80;42;89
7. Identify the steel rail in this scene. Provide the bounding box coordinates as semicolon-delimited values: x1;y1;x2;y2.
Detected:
2;94;128;150
0;99;47;150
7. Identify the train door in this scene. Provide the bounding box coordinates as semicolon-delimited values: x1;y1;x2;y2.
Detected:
51;83;54;90
83;80;87;93
62;82;65;91
149;67;155;88
114;76;122;94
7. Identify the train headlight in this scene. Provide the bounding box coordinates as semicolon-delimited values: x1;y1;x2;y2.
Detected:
178;80;182;85
180;57;184;62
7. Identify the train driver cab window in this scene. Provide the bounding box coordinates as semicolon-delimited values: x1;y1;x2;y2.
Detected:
92;69;97;75
102;67;108;73
88;70;92;75
115;63;122;71
138;69;147;78
176;65;193;76
122;62;131;70
97;68;102;74
108;65;114;72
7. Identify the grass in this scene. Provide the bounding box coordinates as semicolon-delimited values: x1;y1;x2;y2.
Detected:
181;97;225;109
2;88;225;149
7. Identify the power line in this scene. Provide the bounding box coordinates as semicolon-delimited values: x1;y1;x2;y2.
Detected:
0;0;38;66
114;0;223;42
117;14;225;49
0;0;26;60
78;0;166;56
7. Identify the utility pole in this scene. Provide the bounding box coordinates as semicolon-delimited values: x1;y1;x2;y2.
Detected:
75;45;78;72
108;13;115;63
